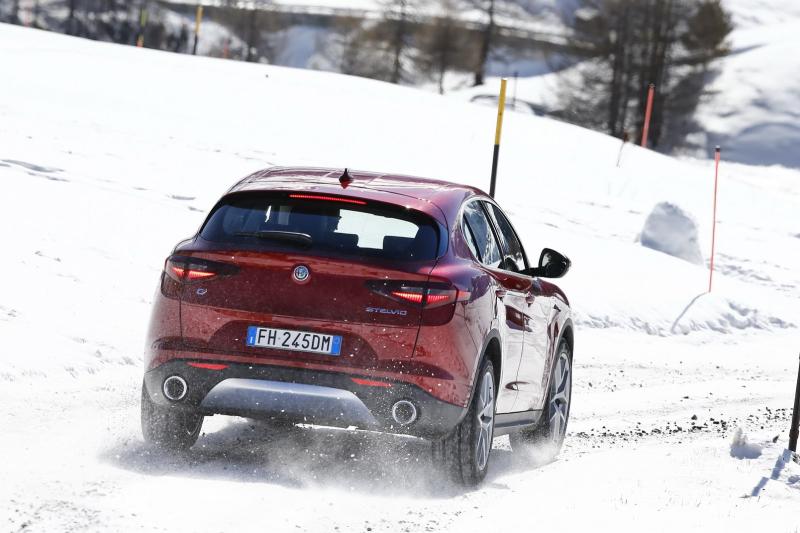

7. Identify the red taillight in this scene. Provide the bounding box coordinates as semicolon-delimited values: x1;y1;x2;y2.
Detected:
366;280;460;326
379;284;458;308
425;289;457;307
390;290;424;304
351;377;392;388
171;265;217;281
289;193;367;206
187;362;229;370
166;256;238;283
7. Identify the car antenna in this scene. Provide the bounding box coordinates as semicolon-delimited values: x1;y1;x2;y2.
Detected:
339;168;353;188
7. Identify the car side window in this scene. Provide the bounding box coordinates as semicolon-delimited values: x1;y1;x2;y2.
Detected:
462;217;482;262
485;203;527;272
462;201;502;269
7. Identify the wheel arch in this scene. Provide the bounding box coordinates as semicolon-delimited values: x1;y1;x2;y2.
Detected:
559;319;575;355
480;331;502;396
538;318;574;412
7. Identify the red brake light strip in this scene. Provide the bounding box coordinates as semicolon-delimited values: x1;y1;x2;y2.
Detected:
289;193;367;206
187;362;229;370
351;377;392;388
391;291;424;304
171;266;216;280
425;293;453;305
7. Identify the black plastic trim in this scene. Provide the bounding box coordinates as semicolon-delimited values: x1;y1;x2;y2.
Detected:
143;361;466;440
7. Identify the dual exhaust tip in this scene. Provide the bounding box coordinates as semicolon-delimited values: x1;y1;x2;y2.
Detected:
163;375;418;426
163;375;188;401
391;400;418;426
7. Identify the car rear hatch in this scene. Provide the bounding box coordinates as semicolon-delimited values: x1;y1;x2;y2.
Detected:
172;190;449;368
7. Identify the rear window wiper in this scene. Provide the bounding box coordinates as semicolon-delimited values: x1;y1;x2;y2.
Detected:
233;231;313;247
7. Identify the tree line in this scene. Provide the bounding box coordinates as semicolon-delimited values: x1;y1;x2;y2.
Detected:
1;0;515;94
558;0;732;150
2;0;734;153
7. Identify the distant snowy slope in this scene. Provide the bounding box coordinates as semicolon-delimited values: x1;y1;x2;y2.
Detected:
456;0;800;168
692;0;800;166
722;0;800;28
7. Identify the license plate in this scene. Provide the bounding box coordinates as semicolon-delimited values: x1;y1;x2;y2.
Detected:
246;326;342;356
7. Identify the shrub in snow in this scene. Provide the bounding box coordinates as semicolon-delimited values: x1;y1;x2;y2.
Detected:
730;428;762;459
640;202;703;265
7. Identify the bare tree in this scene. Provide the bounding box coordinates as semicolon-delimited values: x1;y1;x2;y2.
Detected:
245;8;258;62
67;0;77;34
415;0;475;93
380;0;418;84
472;0;495;86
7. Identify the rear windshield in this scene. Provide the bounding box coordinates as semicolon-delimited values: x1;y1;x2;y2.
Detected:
199;193;440;262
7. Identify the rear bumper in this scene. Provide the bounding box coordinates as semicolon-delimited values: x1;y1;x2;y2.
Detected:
143;360;466;439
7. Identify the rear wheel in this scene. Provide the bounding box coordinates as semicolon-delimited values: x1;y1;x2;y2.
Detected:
511;340;572;457
432;359;496;486
141;382;203;451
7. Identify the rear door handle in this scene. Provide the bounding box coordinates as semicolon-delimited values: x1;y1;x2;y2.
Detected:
525;294;535;305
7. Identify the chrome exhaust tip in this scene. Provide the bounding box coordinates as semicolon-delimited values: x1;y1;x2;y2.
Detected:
163;375;188;401
391;400;418;426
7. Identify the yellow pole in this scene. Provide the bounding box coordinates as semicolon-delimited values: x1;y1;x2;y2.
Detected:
494;78;508;145
489;78;508;197
195;5;204;34
193;5;204;55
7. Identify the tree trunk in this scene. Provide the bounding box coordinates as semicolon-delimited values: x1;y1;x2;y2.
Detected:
473;0;495;86
648;0;675;147
68;0;77;34
607;5;630;137
246;10;258;62
390;1;407;84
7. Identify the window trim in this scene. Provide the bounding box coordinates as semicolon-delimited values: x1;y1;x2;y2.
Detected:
481;200;529;272
459;198;503;269
461;216;483;263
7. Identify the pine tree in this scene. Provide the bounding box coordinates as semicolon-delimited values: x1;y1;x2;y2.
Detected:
560;0;732;149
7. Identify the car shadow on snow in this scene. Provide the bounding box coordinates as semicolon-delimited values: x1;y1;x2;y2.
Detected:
101;417;552;498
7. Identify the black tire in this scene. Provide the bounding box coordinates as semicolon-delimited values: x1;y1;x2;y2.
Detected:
432;359;496;486
141;382;203;451
511;339;572;457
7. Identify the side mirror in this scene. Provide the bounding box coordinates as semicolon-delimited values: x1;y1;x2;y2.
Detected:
523;248;571;278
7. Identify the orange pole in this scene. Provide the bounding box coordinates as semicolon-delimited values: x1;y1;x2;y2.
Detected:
641;84;655;148
708;146;721;293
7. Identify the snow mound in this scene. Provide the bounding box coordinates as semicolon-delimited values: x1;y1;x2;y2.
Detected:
730;428;763;459
640;202;703;265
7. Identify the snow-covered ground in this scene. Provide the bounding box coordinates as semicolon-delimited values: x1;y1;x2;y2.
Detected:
1;22;799;532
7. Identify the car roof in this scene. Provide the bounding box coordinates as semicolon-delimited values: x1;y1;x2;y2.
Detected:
227;166;489;227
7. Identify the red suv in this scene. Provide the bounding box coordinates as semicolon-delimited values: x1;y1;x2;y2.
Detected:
142;167;573;485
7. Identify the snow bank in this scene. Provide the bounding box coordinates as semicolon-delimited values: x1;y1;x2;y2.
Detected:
640;202;703;265
730;428;763;459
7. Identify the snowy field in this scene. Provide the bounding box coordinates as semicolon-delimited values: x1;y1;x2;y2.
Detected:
1;22;799;532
